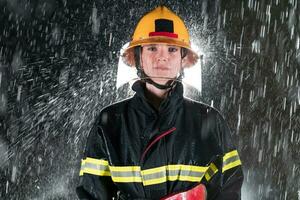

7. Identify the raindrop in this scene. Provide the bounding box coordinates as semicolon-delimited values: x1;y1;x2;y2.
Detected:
109;32;113;46
260;25;266;38
283;97;286;110
263;77;267;98
273;144;277;157
239;27;244;56
59;67;69;87
233;89;237;104
0;94;7;115
239;70;244;86
6;181;9;194
258;149;263;163
266;5;271;24
11;166;17;183
241;1;244;20
290;129;294;143
17;85;22;102
289;103;293;118
11;50;23;72
297;87;300;105
223;10;226;27
237;104;241;133
251;39;261;54
268;123;272;148
274;61;277;74
91;4;100;35
249;90;254;102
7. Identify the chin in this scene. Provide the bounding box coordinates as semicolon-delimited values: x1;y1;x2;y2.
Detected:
151;76;176;85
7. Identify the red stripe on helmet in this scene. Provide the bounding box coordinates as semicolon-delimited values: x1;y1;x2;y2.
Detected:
149;32;178;38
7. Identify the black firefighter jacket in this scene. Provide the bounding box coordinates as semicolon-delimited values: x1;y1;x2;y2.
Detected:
76;80;244;200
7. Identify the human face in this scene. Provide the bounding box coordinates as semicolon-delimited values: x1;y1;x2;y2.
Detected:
140;44;184;85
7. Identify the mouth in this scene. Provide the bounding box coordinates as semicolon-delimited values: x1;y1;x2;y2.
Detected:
154;67;170;71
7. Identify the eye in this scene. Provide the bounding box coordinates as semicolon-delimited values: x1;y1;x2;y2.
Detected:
147;46;157;51
168;47;178;53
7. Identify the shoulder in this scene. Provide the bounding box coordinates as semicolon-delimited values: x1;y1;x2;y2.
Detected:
183;97;223;118
97;97;133;126
101;97;133;113
182;97;228;129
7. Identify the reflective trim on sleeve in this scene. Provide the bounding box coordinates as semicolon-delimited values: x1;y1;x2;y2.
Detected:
109;166;143;183
79;158;215;186
141;165;208;186
222;150;242;173
204;162;218;181
79;157;110;176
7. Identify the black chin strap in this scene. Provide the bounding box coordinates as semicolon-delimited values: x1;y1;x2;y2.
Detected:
134;46;185;90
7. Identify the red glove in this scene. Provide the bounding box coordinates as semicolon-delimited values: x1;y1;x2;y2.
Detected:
161;184;207;200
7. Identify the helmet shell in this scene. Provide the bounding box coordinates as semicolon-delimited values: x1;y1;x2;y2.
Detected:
122;6;199;68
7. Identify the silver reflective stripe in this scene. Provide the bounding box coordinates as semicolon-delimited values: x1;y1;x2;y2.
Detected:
142;169;206;182
81;162;109;171
222;150;242;172
110;171;141;177
143;171;166;180
168;170;205;177
79;158;110;176
223;155;240;167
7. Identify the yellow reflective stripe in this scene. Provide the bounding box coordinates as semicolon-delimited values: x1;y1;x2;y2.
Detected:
141;165;208;176
204;173;210;181
170;175;203;182
223;150;238;161
80;168;111;176
85;157;109;165
223;160;242;172
112;176;143;182
167;164;208;172
143;176;167;186
141;166;166;175
79;157;110;176
143;175;204;186
222;150;242;173
204;162;218;181
109;166;141;172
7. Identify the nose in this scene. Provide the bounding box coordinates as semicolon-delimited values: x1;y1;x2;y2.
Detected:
156;47;168;62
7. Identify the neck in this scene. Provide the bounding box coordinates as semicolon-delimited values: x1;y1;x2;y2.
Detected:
145;82;171;110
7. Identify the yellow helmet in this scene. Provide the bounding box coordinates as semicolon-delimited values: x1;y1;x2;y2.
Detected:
122;6;199;68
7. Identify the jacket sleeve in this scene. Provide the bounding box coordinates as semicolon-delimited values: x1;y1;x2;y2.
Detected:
76;116;117;200
207;112;244;200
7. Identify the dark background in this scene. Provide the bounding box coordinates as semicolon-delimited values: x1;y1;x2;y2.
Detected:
0;0;299;199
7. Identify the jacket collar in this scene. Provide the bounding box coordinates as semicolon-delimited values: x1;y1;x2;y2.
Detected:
131;80;184;116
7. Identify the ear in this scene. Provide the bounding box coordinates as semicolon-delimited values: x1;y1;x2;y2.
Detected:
181;56;189;68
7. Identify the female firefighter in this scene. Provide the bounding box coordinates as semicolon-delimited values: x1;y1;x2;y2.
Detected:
76;6;244;200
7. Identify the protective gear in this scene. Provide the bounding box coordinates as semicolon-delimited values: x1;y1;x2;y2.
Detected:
77;80;244;200
122;6;199;68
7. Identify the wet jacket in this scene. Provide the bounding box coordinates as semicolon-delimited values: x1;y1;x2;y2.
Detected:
76;80;244;200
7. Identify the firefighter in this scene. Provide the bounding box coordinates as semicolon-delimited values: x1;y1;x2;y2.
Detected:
76;6;244;200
